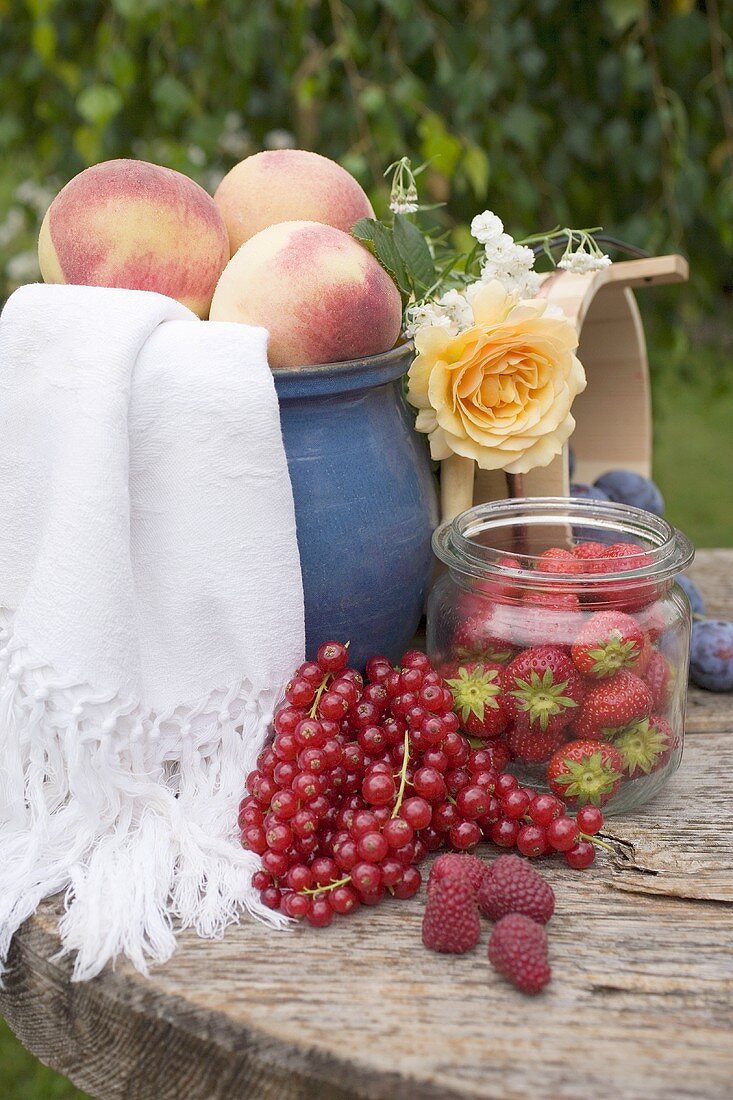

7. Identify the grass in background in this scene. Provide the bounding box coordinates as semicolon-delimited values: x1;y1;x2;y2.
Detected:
0;1019;86;1099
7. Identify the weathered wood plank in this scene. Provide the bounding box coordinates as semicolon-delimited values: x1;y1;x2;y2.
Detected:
1;550;732;1100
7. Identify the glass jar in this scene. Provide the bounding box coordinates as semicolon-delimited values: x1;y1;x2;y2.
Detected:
428;497;694;815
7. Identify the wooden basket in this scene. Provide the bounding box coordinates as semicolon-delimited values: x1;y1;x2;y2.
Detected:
440;254;689;523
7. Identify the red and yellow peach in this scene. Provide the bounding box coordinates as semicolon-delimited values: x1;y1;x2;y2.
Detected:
213;149;374;255
209;220;402;368
38;159;229;317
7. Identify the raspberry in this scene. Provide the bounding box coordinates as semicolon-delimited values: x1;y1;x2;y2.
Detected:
422;875;481;954
478;854;555;924
488;913;551;995
427;852;489;897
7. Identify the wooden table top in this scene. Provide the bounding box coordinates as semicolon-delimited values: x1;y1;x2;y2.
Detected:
2;549;732;1100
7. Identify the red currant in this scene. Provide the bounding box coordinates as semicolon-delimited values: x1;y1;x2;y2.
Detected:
287;864;313;892
265;822;293;852
456;785;490;820
495;772;518;796
241;825;267;854
291;809;319;838
356;831;389;863
413;766;447;802
517;823;550;858
489;818;520;848
576;805;604;835
298;661;325;687
328;884;359;914
449;819;482;850
317;641;349;673
546;816;580;852
351;861;382;894
529;793;564;827
261;849;290;878
294;718;326;748
286;677;316;708
318;692;349;721
274;708;306;738
382;816;413;849
365;656;393;683
500;788;531;820
362;771;397;806
261;886;281;909
391;865;421;899
565;839;596;869
307;898;333;927
399;796;432;830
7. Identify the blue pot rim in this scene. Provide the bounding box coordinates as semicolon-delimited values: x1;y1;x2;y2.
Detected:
273;341;415;398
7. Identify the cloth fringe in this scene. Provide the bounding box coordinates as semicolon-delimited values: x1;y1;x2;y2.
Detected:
0;617;289;983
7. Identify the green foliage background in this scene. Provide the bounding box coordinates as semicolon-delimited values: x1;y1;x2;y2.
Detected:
1;0;731;307
0;4;732;1093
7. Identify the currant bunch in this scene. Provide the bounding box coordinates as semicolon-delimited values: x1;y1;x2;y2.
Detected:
239;643;608;928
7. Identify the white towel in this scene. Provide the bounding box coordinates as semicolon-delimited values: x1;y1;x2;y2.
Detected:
0;284;304;980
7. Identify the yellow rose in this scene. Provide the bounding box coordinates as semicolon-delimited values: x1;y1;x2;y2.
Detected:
407;280;586;474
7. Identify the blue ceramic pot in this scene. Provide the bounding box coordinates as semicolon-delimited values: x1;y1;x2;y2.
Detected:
273;344;439;668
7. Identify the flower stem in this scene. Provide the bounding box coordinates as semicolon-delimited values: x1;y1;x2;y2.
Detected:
391;730;411;818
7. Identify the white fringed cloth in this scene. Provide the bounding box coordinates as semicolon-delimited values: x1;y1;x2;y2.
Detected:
0;284;304;980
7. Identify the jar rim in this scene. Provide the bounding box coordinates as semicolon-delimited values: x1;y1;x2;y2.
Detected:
433;496;694;588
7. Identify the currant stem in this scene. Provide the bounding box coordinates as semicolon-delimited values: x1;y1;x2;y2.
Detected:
308;673;332;719
300;875;352;896
586;832;616;854
391;730;411;818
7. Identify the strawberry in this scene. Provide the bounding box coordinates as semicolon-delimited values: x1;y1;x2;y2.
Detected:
505;722;567;765
514;601;584;648
502;646;585;736
524;590;582;613
573;541;608;573
645;650;672;710
473;553;524;600
573;669;653;739
547;738;624;806
488;913;551;995
422;874;481;954
446;663;508;740
453;611;517;664
536;547;584;575
611;714;676;777
596;542;657;611
571;610;648;679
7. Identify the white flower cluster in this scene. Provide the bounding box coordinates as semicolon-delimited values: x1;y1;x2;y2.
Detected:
470;210;541;299
390;199;419;215
404;288;474;339
388;156;419;216
558;249;612;273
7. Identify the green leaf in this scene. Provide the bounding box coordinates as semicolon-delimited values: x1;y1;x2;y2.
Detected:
352;218;411;296
393;214;436;293
31;20;56;63
76;84;123;127
463;144;490;199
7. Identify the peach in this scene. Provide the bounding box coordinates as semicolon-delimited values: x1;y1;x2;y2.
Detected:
38;159;229;317
209;220;403;368
214;149;374;255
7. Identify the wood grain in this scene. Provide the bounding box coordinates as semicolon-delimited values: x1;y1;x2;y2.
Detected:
1;550;732;1100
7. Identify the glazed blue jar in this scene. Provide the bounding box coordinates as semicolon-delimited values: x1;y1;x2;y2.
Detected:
273;345;438;668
